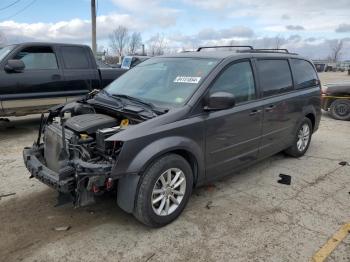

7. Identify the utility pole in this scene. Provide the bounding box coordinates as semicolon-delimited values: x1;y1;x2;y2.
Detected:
142;44;145;56
91;0;97;55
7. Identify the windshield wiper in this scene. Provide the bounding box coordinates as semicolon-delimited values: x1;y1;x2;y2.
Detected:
96;89;124;106
111;94;168;114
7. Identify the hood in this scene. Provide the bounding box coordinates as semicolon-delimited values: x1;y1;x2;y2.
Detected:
106;105;191;142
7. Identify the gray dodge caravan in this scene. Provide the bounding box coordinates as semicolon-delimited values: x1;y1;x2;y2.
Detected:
23;46;321;227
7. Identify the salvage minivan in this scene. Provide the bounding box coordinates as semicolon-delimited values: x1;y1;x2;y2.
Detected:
23;46;321;227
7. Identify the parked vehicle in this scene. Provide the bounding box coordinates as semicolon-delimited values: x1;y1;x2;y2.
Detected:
321;82;350;120
120;55;150;69
0;42;127;117
23;46;321;227
96;56;150;69
96;59;116;68
314;63;327;73
101;56;150;70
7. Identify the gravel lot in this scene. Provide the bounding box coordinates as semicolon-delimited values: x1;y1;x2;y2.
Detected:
1;72;349;262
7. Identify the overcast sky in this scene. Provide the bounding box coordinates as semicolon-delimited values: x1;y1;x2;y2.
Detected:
0;0;349;59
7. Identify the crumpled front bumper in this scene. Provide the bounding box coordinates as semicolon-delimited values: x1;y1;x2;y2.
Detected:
23;146;75;193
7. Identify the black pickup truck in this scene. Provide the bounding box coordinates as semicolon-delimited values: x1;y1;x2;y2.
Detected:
0;42;126;117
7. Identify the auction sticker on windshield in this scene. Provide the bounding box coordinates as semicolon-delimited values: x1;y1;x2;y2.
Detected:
174;76;201;84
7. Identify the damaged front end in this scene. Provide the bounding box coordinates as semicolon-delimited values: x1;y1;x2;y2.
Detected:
23;97;143;207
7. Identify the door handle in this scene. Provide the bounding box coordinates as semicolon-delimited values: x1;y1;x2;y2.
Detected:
51;74;61;80
249;109;262;116
265;104;276;112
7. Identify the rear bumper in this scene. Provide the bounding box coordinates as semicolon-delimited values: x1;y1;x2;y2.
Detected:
23;146;75;193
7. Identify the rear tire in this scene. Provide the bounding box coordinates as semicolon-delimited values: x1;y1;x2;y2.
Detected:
330;99;350;121
285;118;312;157
133;154;193;227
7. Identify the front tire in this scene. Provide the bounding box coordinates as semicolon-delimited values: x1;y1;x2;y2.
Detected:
330;99;350;121
285;118;312;157
133;154;193;227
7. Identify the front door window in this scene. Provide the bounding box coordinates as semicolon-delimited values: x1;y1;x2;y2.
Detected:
14;46;58;70
210;61;256;104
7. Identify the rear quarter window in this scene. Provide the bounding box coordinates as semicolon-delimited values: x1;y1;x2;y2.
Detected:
291;59;318;89
61;46;90;69
257;59;293;97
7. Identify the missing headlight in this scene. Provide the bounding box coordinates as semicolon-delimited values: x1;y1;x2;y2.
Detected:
96;127;122;153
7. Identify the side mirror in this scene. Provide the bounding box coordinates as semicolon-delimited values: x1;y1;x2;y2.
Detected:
5;59;25;73
204;91;235;111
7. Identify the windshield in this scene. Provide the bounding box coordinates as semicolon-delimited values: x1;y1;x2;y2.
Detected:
105;57;219;107
0;45;15;62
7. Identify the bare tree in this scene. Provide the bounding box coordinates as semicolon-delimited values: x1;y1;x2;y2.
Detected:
329;39;344;62
227;39;237;51
128;32;142;55
190;39;200;51
274;34;283;49
148;34;168;56
109;26;129;57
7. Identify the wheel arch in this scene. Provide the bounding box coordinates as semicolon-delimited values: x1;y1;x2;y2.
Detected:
115;136;204;183
162;149;199;187
305;112;315;131
302;105;318;133
116;137;205;214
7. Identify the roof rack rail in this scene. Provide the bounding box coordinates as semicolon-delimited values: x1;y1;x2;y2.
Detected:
253;48;290;53
197;45;253;51
196;46;298;55
238;48;298;55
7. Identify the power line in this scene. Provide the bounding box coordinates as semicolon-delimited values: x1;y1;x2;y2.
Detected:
0;0;22;11
0;0;36;20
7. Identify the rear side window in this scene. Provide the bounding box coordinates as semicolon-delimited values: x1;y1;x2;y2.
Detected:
291;59;318;89
61;46;90;69
210;61;256;104
257;59;293;97
14;46;58;70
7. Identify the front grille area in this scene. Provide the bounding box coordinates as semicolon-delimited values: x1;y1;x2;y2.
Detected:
44;123;74;172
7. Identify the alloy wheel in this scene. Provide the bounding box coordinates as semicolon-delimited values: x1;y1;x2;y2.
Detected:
151;168;186;216
297;123;310;152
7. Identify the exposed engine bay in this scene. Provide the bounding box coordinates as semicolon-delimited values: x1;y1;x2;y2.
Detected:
28;96;146;207
44;113;123;172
